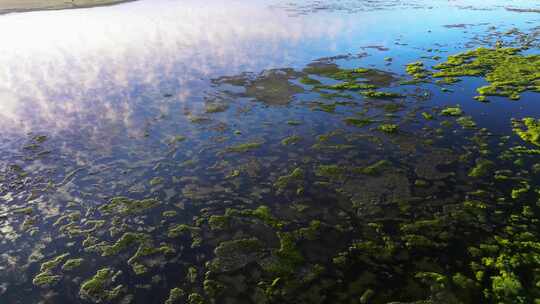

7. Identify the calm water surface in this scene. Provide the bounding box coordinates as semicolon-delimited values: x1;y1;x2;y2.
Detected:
1;0;540;303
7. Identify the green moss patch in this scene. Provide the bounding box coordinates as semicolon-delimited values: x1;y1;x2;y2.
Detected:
79;268;123;303
433;47;540;100
99;197;160;214
512;117;540;146
225;142;263;153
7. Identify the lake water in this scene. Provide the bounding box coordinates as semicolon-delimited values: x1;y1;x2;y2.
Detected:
1;0;540;303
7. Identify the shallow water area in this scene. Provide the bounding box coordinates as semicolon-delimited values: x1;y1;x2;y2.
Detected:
1;0;540;303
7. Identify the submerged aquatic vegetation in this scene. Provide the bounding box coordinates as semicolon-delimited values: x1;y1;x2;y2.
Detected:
315;164;346;180
468;158;495;178
281;135;302;146
317;82;376;91
269;232;305;275
205;102;229;113
149;177;164;186
215;68;303;105
274;167;304;193
353;160;390;175
299;76;322;86
210;238;265;272
225;142;263;153
378;123;399;133
208;215;229;230
303;63;367;80
382;102;403;113
287;120;302;126
314;102;338;113
343;117;376;127
244;69;304;105
99;196;160;214
303;62;397;87
511;181;530;199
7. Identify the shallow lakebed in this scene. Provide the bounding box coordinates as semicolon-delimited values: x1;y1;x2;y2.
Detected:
1;0;540;303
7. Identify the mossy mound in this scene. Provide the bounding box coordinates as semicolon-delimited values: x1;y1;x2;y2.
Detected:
79;268;123;303
433;47;540;100
99;196;160;214
512;117;540;146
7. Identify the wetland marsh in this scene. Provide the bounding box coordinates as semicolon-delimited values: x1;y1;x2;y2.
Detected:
1;0;540;303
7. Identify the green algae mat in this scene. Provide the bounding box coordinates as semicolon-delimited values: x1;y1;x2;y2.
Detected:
1;0;540;304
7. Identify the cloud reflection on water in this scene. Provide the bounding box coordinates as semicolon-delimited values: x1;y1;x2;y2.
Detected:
0;0;366;138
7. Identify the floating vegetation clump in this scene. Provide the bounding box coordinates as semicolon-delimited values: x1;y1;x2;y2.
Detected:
378;123;399;133
79;268;123;303
512;117;540;146
433;47;540;100
440;106;463;116
406;61;430;80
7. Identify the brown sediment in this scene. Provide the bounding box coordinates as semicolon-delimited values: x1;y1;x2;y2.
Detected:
0;0;137;15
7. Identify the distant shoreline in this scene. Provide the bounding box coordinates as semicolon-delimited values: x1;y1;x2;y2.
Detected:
0;0;137;15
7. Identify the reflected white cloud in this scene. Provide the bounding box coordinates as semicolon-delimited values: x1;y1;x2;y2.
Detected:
0;0;367;137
